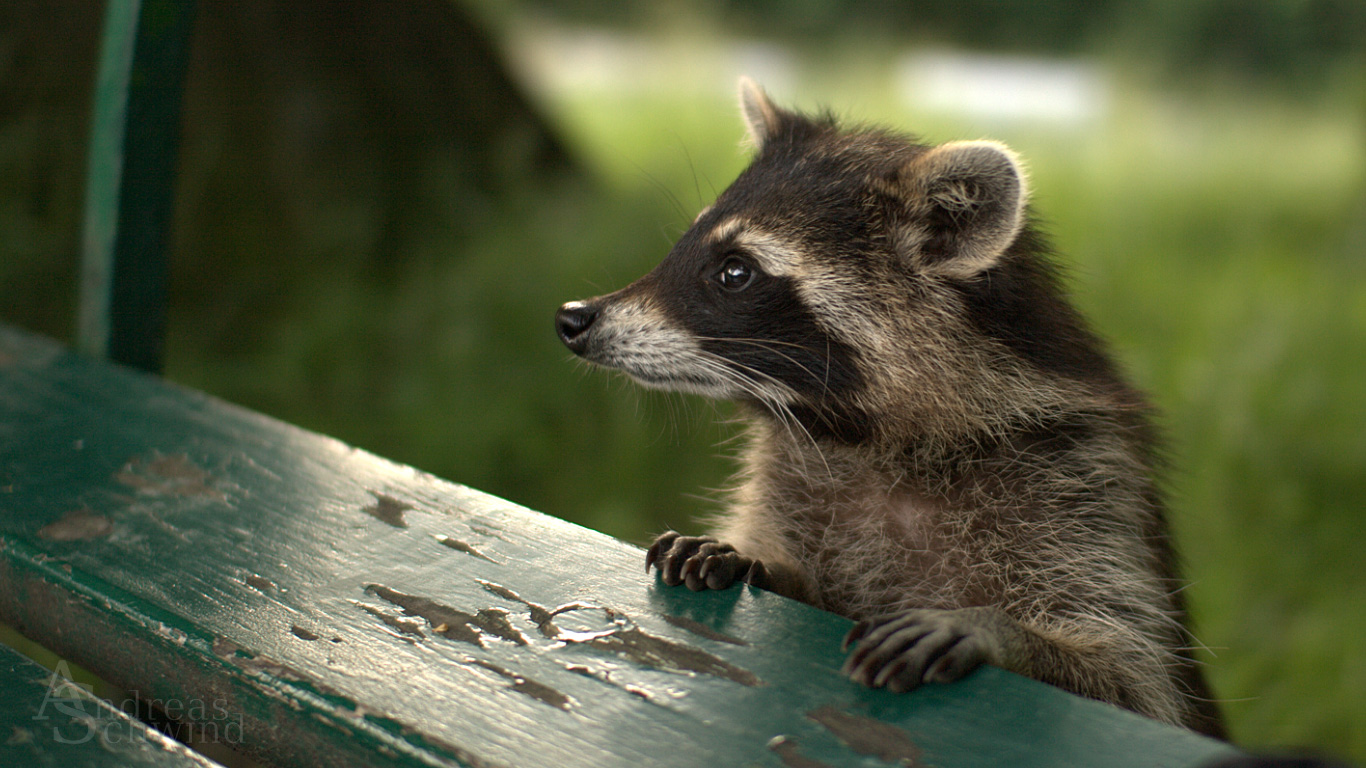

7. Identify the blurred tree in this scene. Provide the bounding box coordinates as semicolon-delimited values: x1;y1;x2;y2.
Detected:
0;1;101;340
0;0;581;349
514;0;1366;83
171;0;582;356
1126;0;1366;81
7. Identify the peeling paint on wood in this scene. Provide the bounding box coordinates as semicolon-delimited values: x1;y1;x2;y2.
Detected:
807;705;923;765
435;535;499;563
769;735;836;768
661;613;748;646
466;659;574;711
468;579;762;686
354;602;426;640
365;584;529;647
37;510;113;541
115;452;225;500
211;636;240;658
589;626;763;687
362;492;412;528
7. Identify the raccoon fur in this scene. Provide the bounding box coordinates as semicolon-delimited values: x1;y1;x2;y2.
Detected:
555;78;1225;738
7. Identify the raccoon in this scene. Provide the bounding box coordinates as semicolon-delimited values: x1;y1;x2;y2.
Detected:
555;78;1225;738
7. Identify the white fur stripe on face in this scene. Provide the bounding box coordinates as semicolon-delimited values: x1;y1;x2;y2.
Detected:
706;216;744;243
708;218;804;278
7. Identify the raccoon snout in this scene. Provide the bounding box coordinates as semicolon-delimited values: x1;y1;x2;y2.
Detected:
556;301;599;354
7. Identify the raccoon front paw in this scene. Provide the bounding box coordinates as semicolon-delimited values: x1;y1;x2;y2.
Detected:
840;607;1008;694
645;531;767;592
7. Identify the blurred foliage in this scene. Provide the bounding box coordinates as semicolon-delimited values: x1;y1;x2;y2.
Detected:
2;0;1365;762
506;0;1366;83
0;0;579;345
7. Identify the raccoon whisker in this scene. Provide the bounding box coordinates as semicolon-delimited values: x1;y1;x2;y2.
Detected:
694;352;833;479
629;157;694;233
707;347;848;459
678;139;708;213
686;354;806;456
694;336;821;352
693;336;837;402
690;354;791;426
823;337;833;399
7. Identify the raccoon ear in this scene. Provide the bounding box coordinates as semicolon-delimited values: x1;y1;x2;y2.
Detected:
899;140;1028;278
739;77;782;150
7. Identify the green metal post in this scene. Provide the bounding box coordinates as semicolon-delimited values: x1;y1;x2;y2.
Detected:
78;0;197;373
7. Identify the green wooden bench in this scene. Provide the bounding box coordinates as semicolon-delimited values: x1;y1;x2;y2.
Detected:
1;2;1245;766
0;324;1240;767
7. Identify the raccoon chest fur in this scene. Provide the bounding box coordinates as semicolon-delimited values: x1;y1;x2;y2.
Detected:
740;457;1001;621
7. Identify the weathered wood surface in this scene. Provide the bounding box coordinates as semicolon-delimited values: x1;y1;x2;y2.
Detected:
0;641;223;767
0;324;1240;768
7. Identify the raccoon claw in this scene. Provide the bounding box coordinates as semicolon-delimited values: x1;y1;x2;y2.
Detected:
841;618;874;651
740;558;768;589
644;531;680;573
646;531;765;591
841;608;1004;694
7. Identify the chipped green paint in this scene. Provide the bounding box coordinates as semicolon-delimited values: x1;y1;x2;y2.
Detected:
0;325;1243;768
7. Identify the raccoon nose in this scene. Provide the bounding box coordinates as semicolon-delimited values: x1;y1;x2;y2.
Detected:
556;301;599;353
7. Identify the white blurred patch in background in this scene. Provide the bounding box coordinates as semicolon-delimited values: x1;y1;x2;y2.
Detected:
507;23;1110;136
896;51;1109;128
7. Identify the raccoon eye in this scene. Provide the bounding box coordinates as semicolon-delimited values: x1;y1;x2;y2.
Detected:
716;258;755;292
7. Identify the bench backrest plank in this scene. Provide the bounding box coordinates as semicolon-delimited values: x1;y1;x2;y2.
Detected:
78;0;197;372
0;641;223;767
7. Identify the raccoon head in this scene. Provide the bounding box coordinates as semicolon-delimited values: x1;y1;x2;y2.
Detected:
558;79;1062;446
